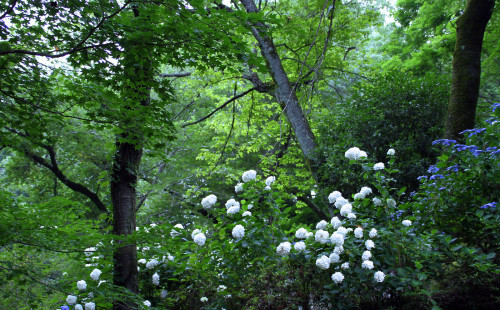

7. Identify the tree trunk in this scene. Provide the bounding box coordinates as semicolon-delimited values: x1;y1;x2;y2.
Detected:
239;0;322;174
444;0;495;140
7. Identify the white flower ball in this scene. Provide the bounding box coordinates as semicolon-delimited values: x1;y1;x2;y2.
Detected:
402;220;412;227
335;197;349;209
191;229;201;239
345;147;362;160
373;162;385;170
294;241;306;252
75;305;83;310
365;240;375;250
328;191;342;203
362;250;372;261
315;230;329;244
316;255;330;270
347;213;356;219
201;194;217;209
152;273;160;286
264;185;271;190
235;183;243;193
225;199;240;209
330;232;344;246
360;186;373;196
341;262;349;269
232;225;245;239
200;297;208;302
316;220;328;230
336;226;348;236
161;290;168;298
144;300;151;307
227;205;240;215
194;233;206;246
387;148;396;156
276;242;292;255
354;192;365;200
146;259;159;269
373;197;383;206
354;227;363;238
77;280;87;290
330;216;342;229
242;211;251;217
138;258;146;264
242;170;257;182
340;204;352;216
369;228;378;238
374;271;386;282
387;199;397;208
66;295;77;305
329;253;340;263
90;269;102;281
84;302;95;310
217;285;227;292
362;260;374;269
295;228;308;239
333;245;344;254
265;176;276;186
331;272;344;283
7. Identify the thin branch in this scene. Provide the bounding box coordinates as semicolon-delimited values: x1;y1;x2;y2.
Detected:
158;72;192;77
0;0;17;20
181;87;256;127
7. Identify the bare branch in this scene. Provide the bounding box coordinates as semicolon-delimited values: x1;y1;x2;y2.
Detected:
181;87;256;127
0;0;17;20
158;72;192;78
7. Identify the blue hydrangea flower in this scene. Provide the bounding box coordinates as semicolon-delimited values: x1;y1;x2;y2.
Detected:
480;202;497;209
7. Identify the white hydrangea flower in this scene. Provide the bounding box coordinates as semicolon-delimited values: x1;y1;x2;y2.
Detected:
146;259;159;269
345;147;363;160
265;176;276;186
387;148;396;156
138;258;146;264
227;205;240;215
354;227;363;238
359;150;368;159
365;240;375;250
194;233;206;246
152;273;160;286
316;220;328;230
311;190;316;198
264;185;271;190
292;241;304;252
328;191;342;203
373;197;383;206
362;250;372;261
66;295;77;305
335;197;349;209
232;224;245;239
295;228;308;239
373;162;385;170
333;245;344;254
315;230;329;244
316;255;330;270
75;305;83;310
201;194;217;209
77;280;87;290
144;300;151;307
306;232;314;238
242;211;251;217
161;290;168;298
402;220;412;227
341;262;349;269
200;297;208;302
150;223;157;228
329;253;340;263
340;203;352;216
354;192;365;200
217;285;227;292
331;272;344;284
360;186;373;196
84;302;95;310
347;213;356;219
336;226;348;236
242;170;257;182
170;224;184;237
235;183;243;193
276;242;292;255
191;229;201;239
374;271;386;282
90;269;102;281
330;216;342;229
362;260;374;269
387;199;397;208
247;203;254;210
330;232;344;246
225;199;240;209
369;228;378;238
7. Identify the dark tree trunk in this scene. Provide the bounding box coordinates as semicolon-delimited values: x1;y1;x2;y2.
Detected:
111;137;142;310
444;0;495;140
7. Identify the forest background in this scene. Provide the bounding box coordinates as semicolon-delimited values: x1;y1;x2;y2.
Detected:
0;0;498;309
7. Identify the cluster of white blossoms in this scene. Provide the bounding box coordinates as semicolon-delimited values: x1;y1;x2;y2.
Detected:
373;162;385;170
316;220;328;230
345;147;368;160
295;228;309;239
90;269;101;281
276;242;292;255
316;255;330;270
354;186;373;200
225;199;240;216
235;183;243;193
193;233;207;246
144;300;151;307
171;224;184;237
146;258;159;269
84;302;95;310
294;241;306;252
242;211;251;217
331;272;345;284
217;285;227;292
402;220;412;227
315;230;329;244
77;280;87;290
152;273;160;286
232;224;245;239
201;194;217;209
354;227;363;238
242;170;257;182
200;297;208;302
67;295;77;305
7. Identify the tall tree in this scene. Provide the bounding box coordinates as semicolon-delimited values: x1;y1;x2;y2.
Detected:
444;0;496;140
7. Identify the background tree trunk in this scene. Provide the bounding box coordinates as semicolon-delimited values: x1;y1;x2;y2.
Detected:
444;0;495;140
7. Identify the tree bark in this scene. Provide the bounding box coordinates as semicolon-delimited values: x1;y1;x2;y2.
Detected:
239;0;318;168
444;0;495;140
